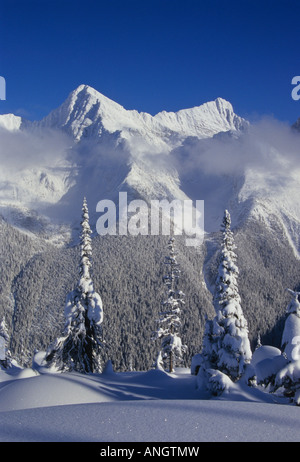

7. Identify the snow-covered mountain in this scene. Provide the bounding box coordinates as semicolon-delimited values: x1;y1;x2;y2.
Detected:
0;84;250;239
38;84;247;143
1;84;300;249
1;84;300;370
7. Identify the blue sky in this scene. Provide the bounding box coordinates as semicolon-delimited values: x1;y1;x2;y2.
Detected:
1;0;300;124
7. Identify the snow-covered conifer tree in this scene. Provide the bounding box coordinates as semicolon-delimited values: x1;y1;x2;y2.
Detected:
281;289;300;361
273;289;300;404
45;198;104;373
0;317;12;369
153;237;187;372
211;210;252;381
153;350;164;371
197;315;218;371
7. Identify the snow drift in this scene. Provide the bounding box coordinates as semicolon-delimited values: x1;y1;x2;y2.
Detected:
0;362;299;442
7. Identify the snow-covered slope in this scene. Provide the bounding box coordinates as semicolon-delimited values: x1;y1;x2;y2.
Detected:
237;166;300;257
0;364;299;442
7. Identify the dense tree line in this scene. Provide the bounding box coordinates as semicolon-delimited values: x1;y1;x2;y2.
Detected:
1;200;300;375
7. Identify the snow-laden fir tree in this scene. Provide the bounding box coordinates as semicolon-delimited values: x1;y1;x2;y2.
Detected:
45;198;104;373
213;210;252;380
197;314;218;371
200;210;252;384
273;289;300;404
281;289;300;361
0;317;12;369
153;237;187;373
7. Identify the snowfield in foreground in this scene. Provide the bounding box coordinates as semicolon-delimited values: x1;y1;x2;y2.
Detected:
0;362;299;442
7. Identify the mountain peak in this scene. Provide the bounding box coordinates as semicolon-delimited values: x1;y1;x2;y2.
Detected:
38;84;127;140
36;84;247;143
215;96;234;110
154;96;247;138
73;84;92;93
69;84;119;106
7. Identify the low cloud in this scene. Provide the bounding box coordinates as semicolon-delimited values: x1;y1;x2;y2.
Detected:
171;117;300;178
0;126;73;175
